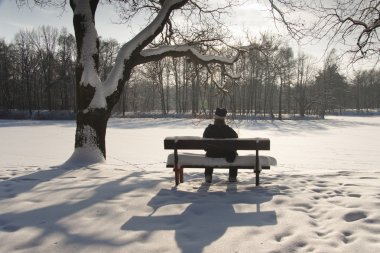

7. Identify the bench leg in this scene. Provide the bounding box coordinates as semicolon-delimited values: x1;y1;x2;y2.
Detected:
179;167;184;183
173;166;184;185
173;166;180;186
255;170;260;186
255;150;260;186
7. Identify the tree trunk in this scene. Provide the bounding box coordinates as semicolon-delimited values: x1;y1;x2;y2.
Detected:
70;0;109;161
173;58;180;113
166;70;170;113
278;75;283;120
122;85;127;117
75;109;109;158
355;83;360;112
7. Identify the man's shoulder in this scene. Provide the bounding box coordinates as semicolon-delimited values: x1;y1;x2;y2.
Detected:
224;124;238;136
203;124;214;137
206;124;233;131
224;124;235;131
205;124;215;130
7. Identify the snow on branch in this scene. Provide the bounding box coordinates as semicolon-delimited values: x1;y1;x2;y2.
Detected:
138;45;239;66
103;0;188;95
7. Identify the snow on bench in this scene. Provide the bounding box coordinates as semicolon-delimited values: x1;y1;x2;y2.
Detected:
166;153;277;169
164;137;277;186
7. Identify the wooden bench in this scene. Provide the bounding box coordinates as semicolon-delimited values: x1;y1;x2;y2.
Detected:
164;136;277;186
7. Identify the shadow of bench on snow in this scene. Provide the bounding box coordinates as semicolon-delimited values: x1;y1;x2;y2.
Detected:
122;185;280;253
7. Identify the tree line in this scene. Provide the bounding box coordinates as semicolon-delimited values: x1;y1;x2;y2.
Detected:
1;26;379;119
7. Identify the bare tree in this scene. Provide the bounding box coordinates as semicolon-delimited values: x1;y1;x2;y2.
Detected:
143;60;167;114
56;28;76;110
352;69;380;112
28;26;59;111
99;38;119;82
0;40;15;110
277;46;294;119
267;0;380;63
294;52;317;117
14;31;38;116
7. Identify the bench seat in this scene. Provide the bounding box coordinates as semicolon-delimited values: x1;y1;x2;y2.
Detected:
166;153;277;169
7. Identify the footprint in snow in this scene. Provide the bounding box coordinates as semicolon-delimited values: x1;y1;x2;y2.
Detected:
347;193;361;198
343;211;367;222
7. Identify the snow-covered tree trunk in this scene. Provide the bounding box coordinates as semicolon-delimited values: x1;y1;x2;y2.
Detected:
70;0;108;161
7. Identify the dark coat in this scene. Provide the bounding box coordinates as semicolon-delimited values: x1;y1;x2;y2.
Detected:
202;123;238;162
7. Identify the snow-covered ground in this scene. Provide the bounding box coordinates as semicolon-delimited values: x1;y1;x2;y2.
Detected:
0;116;380;253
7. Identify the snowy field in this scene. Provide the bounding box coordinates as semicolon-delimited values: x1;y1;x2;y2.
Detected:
0;116;380;253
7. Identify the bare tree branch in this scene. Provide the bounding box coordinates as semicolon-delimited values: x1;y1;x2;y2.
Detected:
138;45;239;65
266;0;380;64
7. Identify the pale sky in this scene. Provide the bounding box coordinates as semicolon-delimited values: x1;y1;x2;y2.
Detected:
0;0;282;43
0;0;372;73
0;0;134;43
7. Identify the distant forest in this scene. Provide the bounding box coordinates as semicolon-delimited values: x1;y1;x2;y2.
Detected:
1;26;380;119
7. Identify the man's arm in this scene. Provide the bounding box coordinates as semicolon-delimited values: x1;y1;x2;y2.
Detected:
228;126;238;138
203;125;211;138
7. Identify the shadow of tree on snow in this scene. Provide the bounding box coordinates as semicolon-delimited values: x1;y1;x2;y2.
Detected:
0;171;162;250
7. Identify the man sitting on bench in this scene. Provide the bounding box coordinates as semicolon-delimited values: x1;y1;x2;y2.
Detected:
203;108;239;183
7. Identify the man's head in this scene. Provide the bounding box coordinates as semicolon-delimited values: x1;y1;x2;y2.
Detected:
214;107;227;124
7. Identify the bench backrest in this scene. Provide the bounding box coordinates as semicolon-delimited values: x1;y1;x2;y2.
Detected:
164;137;270;150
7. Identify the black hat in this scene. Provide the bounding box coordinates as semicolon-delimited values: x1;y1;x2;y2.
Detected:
214;108;227;119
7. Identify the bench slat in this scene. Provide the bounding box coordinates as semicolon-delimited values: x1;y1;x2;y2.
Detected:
166;153;277;169
164;137;270;150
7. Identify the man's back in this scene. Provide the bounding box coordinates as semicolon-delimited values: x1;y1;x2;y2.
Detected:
203;124;238;139
203;108;238;182
203;123;238;160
